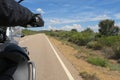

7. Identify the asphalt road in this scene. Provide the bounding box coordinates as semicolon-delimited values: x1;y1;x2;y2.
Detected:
19;34;82;80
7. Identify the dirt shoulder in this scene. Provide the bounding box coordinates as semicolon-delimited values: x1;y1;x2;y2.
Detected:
49;36;120;80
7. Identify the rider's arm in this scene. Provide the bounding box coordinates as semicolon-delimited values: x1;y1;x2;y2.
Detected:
0;0;44;27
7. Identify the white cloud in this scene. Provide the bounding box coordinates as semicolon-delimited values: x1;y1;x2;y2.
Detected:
115;23;120;28
48;25;57;30
50;19;61;24
50;18;80;24
47;24;84;31
46;14;111;32
89;15;111;21
36;8;45;14
77;13;111;22
48;25;52;30
49;15;110;25
61;19;80;24
114;13;120;19
61;24;84;31
76;15;111;22
87;25;99;32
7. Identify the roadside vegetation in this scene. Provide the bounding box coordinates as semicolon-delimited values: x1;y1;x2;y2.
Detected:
22;19;120;80
22;29;40;35
44;19;120;80
80;71;99;80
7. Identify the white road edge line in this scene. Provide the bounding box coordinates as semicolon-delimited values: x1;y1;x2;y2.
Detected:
45;35;75;80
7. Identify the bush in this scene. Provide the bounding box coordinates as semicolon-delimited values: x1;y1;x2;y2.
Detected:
68;32;95;46
22;29;39;35
87;41;102;50
112;43;120;59
98;36;120;47
87;57;108;67
102;47;115;59
102;43;120;59
80;71;99;80
45;30;96;46
45;31;56;36
108;63;120;72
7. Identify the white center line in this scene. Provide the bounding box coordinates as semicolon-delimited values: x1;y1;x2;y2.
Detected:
45;35;75;80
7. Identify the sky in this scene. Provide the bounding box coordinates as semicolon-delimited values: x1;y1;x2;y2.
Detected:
20;0;120;32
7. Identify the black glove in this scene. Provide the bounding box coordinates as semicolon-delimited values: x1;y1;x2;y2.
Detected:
28;14;44;27
0;28;6;43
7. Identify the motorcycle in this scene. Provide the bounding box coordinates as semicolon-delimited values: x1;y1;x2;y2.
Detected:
0;0;43;80
0;26;36;80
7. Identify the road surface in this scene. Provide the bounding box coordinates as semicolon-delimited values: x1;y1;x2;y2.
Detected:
19;34;82;80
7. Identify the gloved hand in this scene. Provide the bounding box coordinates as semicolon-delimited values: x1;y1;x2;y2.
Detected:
28;14;44;27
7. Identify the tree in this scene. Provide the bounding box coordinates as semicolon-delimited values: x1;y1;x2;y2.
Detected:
98;19;119;36
71;29;78;32
82;28;94;33
113;26;119;35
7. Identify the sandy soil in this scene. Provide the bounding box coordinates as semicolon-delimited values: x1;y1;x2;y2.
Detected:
49;37;120;80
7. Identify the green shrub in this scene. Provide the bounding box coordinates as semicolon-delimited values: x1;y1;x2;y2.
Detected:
80;32;95;45
112;43;120;59
45;30;96;46
102;44;120;59
87;41;102;50
98;36;120;47
102;47;115;59
87;57;108;67
79;71;99;80
108;63;120;72
22;29;39;35
68;32;82;44
68;32;95;46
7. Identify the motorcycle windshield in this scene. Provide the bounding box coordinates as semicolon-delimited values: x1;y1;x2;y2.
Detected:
6;26;22;44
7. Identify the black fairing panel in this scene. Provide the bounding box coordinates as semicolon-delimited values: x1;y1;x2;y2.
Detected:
2;43;29;63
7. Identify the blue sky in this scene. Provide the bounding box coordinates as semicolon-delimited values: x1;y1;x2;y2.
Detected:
21;0;120;32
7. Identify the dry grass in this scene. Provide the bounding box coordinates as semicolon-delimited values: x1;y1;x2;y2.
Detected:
49;36;120;80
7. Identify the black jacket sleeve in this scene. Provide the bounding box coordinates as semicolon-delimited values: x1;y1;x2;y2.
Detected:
0;0;34;27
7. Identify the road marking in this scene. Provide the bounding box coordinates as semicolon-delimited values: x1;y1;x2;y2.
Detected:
45;35;75;80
